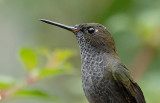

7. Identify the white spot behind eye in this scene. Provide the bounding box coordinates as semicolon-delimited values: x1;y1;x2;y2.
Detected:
95;29;98;32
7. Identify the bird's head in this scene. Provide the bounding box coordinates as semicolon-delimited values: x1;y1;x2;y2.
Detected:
40;19;117;54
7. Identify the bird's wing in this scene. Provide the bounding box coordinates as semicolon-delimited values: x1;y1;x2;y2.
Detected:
111;64;146;103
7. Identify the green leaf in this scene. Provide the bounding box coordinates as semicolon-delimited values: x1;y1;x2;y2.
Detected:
0;76;15;89
14;89;58;101
38;47;50;59
38;63;72;78
36;49;74;78
20;48;38;71
54;49;75;62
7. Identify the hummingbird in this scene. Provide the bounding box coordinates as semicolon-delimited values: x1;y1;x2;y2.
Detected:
40;19;146;103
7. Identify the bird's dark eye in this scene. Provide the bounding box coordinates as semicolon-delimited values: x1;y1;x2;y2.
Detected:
88;27;95;34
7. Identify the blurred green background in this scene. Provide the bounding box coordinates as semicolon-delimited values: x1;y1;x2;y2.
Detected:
0;0;160;103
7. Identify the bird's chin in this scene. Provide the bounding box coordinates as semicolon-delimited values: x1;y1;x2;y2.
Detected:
74;31;84;37
74;30;79;33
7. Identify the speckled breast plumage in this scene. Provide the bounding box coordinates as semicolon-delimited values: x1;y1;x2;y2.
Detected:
76;32;128;103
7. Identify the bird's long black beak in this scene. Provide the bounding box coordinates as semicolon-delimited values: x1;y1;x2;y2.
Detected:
40;19;80;32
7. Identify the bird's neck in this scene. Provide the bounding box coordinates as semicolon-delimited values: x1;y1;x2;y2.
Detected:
79;42;119;73
76;33;119;72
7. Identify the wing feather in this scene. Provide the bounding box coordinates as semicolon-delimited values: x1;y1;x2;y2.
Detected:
112;64;146;103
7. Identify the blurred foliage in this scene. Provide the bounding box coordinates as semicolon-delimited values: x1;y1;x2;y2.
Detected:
0;48;74;102
20;48;38;71
14;89;56;100
0;0;160;103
